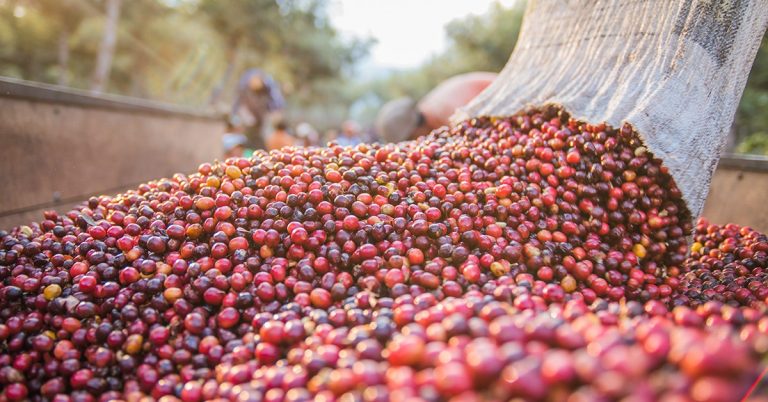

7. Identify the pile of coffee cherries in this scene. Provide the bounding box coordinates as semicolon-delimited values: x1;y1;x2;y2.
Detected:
0;108;765;401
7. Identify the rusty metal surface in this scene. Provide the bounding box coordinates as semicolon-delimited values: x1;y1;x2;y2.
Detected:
702;160;768;233
0;81;224;229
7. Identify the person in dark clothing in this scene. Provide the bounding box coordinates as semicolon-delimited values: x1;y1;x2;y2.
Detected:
231;69;285;149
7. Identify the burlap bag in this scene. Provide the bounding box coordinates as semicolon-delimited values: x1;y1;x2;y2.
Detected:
459;0;768;219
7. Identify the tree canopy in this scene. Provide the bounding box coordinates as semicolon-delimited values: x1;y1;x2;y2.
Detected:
735;35;768;155
0;0;370;118
1;0;766;151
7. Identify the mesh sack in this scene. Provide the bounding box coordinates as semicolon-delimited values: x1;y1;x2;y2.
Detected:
459;0;768;218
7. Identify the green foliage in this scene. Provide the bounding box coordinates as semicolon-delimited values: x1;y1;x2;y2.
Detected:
0;0;369;114
443;1;525;73
735;34;768;156
0;2;60;80
6;0;762;144
0;0;524;129
736;132;768;155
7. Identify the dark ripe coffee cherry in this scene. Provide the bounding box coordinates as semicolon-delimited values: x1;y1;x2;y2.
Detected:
0;108;763;401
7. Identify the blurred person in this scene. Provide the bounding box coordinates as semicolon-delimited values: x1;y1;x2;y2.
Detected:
231;68;285;149
222;133;249;159
266;119;295;151
336;120;362;147
222;118;254;158
296;122;319;147
375;72;497;143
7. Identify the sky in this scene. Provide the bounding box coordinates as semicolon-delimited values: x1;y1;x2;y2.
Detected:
329;0;519;71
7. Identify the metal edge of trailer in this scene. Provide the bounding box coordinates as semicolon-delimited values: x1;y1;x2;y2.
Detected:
0;76;221;121
719;153;768;172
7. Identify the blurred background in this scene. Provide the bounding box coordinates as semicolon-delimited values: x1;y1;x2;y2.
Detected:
0;0;766;230
0;0;524;132
2;0;768;151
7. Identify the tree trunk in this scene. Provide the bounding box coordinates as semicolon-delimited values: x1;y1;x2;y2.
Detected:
209;37;241;106
91;0;121;93
57;29;70;86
